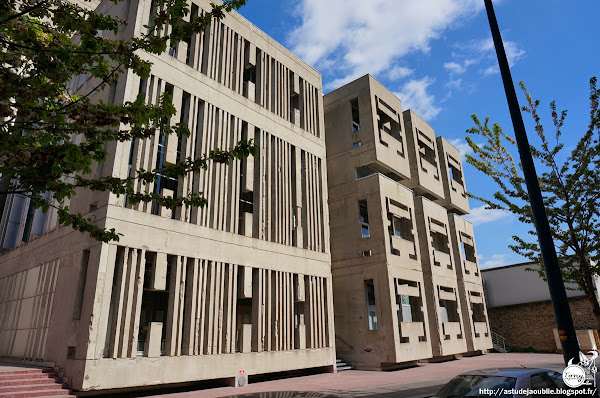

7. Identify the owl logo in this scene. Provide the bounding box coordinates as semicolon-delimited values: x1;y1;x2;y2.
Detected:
578;350;598;386
564;350;598;388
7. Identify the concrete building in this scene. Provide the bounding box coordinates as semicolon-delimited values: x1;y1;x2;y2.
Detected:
0;0;334;391
323;75;491;369
482;262;600;352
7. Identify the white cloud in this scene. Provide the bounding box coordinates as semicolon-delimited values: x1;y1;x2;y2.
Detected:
482;40;526;76
395;77;441;120
444;61;466;74
448;138;472;158
464;205;513;226
387;66;414;81
288;0;485;90
482;66;498;76
443;59;475;75
479;253;511;269
450;37;525;77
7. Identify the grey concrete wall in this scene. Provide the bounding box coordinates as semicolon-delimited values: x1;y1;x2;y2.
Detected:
482;263;589;308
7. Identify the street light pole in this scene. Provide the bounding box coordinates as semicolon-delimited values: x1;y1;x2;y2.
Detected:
483;0;580;366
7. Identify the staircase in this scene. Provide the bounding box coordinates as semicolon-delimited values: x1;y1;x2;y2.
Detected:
491;330;508;353
0;365;75;398
336;356;353;371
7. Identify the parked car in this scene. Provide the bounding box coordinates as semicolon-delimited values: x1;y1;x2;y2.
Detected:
432;368;564;398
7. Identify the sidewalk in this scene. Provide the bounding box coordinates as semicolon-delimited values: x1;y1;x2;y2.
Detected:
108;353;565;398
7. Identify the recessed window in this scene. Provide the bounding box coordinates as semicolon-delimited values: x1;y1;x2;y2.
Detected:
365;280;377;330
449;164;463;186
393;216;414;241
358;200;370;238
461;241;477;263
376;102;403;156
431;232;450;254
356;165;377;179
351;99;360;132
168;41;178;58
439;288;460;324
471;302;486;323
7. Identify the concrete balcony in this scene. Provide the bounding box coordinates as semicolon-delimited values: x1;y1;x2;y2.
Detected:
442;322;462;340
391;235;418;263
420;158;439;180
474;321;489;338
402;110;445;200
448;214;482;285
399;322;425;342
464;260;479;277
436;137;470;214
433;250;452;270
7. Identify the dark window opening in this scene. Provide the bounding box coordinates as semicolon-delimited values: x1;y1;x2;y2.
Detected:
169;40;178;58
152;86;178;216
431;231;450;254
358;200;370;238
108;80;118;104
351;99;360;132
417;131;437;167
183;36;192;66
449;164;463;186
365;280;377;330
243;65;256;100
395;279;426;343
461;241;477;263
239;191;254;214
471;301;486;323
235;297;252;353
137;252;170;355
238;122;255;236
392;216;413;241
377;106;403;155
439;289;460;324
21;199;35;243
356;165;377;179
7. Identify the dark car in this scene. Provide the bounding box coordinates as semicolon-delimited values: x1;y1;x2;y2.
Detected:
432;368;564;398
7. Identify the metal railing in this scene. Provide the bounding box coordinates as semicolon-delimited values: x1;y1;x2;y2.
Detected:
491;330;507;353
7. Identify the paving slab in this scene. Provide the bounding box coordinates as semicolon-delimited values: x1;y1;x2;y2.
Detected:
93;353;566;398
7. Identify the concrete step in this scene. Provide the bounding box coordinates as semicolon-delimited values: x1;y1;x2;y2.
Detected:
0;388;73;397
0;368;53;376
0;382;65;393
336;357;353;371
0;372;58;382
0;376;62;387
0;365;71;397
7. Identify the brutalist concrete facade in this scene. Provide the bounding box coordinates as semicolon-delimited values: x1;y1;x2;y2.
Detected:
324;75;491;369
0;0;334;391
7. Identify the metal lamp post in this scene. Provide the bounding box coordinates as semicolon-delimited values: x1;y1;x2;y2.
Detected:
483;0;580;366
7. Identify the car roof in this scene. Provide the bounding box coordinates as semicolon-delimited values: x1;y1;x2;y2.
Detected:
459;368;557;378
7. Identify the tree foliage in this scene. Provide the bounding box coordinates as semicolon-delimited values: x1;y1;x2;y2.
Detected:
465;77;600;326
0;0;254;243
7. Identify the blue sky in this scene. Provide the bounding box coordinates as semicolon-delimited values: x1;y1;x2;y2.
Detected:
238;0;599;269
